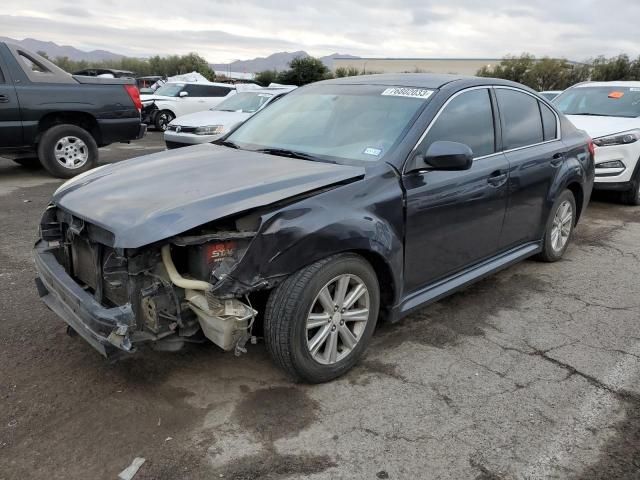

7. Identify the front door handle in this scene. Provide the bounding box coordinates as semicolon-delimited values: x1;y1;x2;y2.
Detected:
0;94;8;103
551;152;565;167
487;170;508;187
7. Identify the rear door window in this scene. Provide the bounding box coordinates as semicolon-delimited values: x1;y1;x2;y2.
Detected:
420;88;496;158
185;85;233;97
205;86;233;97
496;89;544;150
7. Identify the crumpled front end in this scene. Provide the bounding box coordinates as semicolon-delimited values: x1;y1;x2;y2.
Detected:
34;204;259;358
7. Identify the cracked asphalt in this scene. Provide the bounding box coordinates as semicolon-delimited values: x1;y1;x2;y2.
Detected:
0;132;638;479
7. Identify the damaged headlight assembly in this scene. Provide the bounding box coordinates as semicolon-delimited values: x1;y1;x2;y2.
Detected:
159;230;258;354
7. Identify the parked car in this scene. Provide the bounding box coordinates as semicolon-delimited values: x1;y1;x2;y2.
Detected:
164;87;295;149
539;90;563;101
554;82;640;205
0;43;145;178
141;81;236;131
34;74;594;382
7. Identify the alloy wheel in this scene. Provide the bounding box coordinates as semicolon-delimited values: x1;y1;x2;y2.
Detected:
54;136;89;169
157;113;171;131
551;200;573;252
306;274;370;365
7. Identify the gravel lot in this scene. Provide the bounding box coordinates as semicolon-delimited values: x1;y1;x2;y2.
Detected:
0;132;638;480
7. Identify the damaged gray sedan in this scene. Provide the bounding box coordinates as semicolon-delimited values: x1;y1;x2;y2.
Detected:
34;74;593;382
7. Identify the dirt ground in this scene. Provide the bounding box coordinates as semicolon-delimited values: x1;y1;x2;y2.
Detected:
0;132;638;479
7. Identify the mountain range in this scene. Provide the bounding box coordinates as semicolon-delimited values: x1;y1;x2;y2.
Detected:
0;37;125;62
0;37;358;71
212;51;359;73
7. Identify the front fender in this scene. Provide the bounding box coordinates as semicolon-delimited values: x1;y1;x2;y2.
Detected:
218;168;405;305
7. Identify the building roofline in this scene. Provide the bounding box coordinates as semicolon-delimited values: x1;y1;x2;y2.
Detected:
334;58;503;61
334;57;583;64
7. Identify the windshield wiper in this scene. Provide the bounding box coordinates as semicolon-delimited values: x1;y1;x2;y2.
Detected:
568;113;612;117
255;148;321;161
216;140;240;149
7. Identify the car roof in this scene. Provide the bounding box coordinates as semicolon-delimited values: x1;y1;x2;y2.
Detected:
573;81;640;88
164;81;236;88
317;73;530;90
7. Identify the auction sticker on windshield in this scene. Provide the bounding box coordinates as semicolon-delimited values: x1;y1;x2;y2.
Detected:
382;87;434;99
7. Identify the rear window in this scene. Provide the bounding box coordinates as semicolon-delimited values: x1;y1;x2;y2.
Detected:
554;86;640;118
496;89;544;150
18;51;51;74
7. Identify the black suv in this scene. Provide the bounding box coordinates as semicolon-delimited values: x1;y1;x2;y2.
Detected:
0;43;145;178
34;74;594;383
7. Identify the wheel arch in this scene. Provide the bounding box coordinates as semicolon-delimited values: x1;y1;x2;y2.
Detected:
222;213;404;311
347;249;397;314
565;181;584;223
37;112;100;145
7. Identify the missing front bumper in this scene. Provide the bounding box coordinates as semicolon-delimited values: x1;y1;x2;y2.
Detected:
34;240;135;358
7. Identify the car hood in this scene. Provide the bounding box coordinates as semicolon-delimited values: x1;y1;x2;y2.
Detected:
565;115;640;139
53;144;365;248
140;94;177;107
170;110;252;128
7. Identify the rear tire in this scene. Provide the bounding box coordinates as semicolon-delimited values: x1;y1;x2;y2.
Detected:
536;189;576;262
264;254;380;383
37;124;98;179
154;110;174;131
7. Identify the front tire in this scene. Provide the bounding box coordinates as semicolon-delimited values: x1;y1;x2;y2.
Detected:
154;110;174;131
620;175;640;206
264;254;380;383
536;189;577;262
37;124;98;179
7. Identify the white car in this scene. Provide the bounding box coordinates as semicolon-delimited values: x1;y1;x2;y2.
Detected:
163;87;295;149
141;81;236;131
555;82;640;205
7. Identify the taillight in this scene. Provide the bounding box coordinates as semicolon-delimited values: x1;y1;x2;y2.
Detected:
588;139;595;157
124;84;142;111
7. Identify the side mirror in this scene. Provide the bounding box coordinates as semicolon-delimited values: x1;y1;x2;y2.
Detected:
179;91;188;98
420;141;473;171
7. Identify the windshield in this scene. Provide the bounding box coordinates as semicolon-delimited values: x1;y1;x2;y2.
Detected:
154;83;185;97
554;86;640;118
214;92;274;113
226;84;432;164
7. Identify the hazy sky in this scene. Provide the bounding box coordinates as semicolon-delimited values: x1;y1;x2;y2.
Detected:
1;1;638;63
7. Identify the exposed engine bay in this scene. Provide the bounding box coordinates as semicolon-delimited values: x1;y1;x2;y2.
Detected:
36;204;265;357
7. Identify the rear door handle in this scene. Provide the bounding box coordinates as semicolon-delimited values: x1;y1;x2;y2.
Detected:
487;170;508;187
551;152;565;167
0;94;9;103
